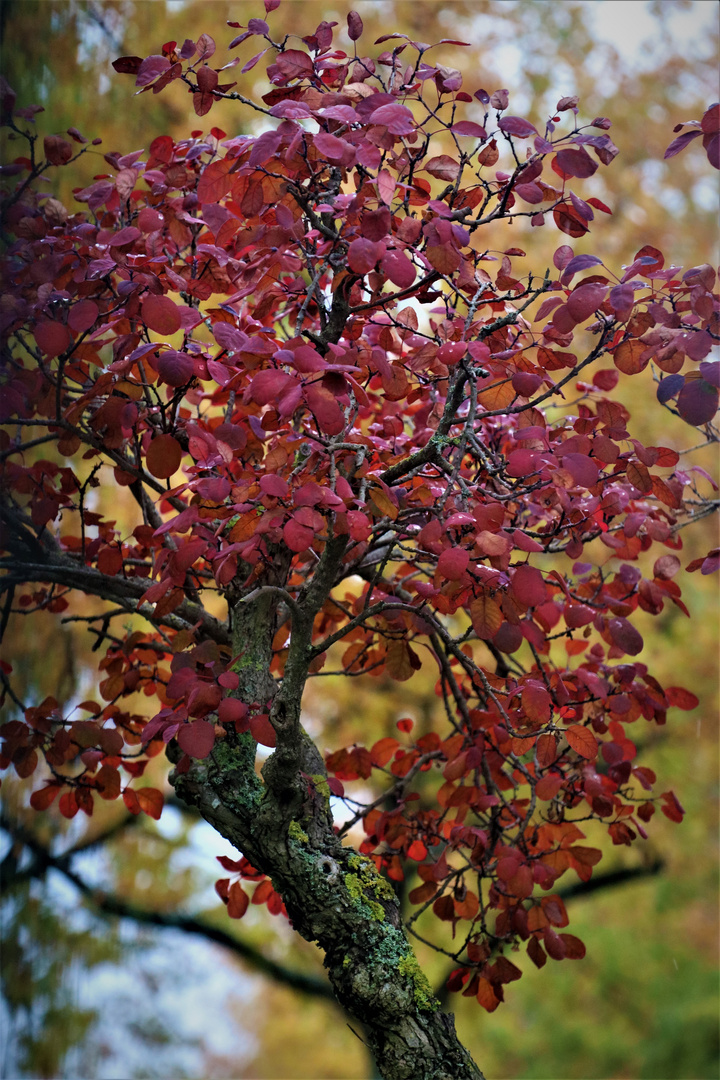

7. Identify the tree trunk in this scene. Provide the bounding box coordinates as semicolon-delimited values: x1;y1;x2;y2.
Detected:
168;734;484;1080
167;565;485;1080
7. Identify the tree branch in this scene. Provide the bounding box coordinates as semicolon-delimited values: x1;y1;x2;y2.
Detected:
0;812;335;1001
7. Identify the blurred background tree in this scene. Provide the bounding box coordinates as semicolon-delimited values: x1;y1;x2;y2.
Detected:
1;2;718;1078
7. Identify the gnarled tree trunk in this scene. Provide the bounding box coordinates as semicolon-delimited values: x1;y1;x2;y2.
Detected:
167;541;484;1080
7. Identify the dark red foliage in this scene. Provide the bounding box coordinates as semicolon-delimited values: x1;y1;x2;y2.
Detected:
1;5;717;1014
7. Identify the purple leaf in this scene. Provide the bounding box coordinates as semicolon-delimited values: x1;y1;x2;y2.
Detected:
347;11;363;40
314;131;353;161
451;121;487;138
608;617;644;656
553;244;574;271
677;377;719;426
135;55;170;88
213;324;249;354
684;329;713;362
664;129;702;160
498;116;537;138
563;254;602;278
157;351;194;387
699;361;720;388
657;374;684;404
370;103;416;135
569;190;594;221
555;147;598;178
609;283;635;312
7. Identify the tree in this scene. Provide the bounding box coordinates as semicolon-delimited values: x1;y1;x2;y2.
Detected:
1;6;718;1078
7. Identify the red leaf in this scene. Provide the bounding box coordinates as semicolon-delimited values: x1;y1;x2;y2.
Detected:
512;564;547;607
426;245;461;273
476;977;501;1012
112;55;143;75
314;132;353;161
470;594;503;640
197;157;234;203
565;724;598;759
425;155;461;181
157;350;194;387
137;787;164;819
653;554;681;580
250;713;276;748
177;719;216;759
195;33;215;60
227;881;249;918
371;103;415;135
664;687;699;710
348;237;381;275
559;933;586;959
543;926;566;960
142;294;182;335
535;733;557;767
59;790;79;819
608;617;644;656
437;547;469;581
406;840;428;861
512;371;542;397
566;282;608;323
34;320;72;357
660;790;685;823
95;764;121;800
43;135;73;166
527;937;547;968
613;339;649;375
553;203;589;238
68;299;99;333
283;516;315;553
381;249;416;289
370;737;399;767
250;368;295;405
30;784;60;811
664;129;702;160
146;435;182;480
452;121;487;138
135;55;170;87
218;698;249;726
276;49;314;79
498;116;537;138
304;384;345;435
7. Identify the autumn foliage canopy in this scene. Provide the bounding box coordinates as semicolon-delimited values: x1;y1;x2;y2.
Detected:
1;0;718;1026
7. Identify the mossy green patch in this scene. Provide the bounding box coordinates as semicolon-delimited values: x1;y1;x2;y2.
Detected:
347;854;396;902
309;773;331;805
344;872;385;921
288;820;309;845
398;951;438;1012
208;733;262;812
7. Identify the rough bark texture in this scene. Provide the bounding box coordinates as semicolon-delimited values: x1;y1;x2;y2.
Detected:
166;540;485;1080
169;736;484;1080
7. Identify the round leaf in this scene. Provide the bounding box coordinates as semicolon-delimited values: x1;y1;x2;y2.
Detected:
146;434;182;479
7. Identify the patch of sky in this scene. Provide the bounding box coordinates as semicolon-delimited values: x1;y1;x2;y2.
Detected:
79;932;256;1078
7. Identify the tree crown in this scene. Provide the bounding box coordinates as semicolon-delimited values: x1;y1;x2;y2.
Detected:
1;2;718;1025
